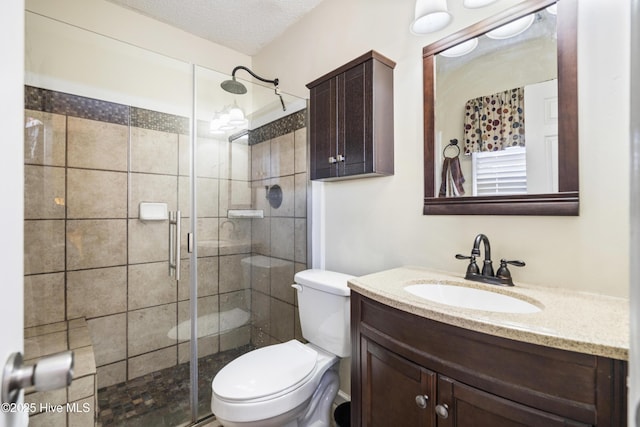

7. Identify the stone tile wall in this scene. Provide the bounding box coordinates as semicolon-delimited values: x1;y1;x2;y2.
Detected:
248;113;309;347
23;87;253;393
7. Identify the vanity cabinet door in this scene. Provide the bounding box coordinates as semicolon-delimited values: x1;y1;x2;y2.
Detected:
361;337;436;427
436;376;590;427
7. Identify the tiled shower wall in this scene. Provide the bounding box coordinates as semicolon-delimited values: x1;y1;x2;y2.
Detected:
23;86;308;391
248;114;308;348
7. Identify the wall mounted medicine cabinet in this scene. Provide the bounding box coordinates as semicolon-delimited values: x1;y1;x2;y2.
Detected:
306;50;395;181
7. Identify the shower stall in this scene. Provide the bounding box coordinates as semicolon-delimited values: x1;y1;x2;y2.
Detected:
23;11;309;427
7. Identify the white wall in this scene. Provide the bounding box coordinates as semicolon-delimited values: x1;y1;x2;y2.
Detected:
254;0;631;299
26;0;249;74
25;0;251;116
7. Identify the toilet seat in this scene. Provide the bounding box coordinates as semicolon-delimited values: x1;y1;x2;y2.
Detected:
211;341;339;424
213;340;318;402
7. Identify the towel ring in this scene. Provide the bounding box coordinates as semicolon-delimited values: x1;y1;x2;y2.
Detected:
443;139;460;158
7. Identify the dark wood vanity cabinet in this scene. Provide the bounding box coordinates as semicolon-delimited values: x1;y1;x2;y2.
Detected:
306;51;395;181
351;293;627;427
362;338;436;426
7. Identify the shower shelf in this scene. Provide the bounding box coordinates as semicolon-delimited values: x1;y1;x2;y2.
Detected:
227;209;264;219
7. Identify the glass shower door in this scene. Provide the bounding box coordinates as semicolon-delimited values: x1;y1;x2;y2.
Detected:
189;65;255;420
193;64;310;422
23;11;197;426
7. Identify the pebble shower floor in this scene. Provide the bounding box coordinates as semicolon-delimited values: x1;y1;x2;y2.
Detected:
97;345;253;427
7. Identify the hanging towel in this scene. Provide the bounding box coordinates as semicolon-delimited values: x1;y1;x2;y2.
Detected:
439;156;466;197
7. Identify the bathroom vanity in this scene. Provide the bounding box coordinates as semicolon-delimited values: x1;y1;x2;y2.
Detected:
349;267;628;426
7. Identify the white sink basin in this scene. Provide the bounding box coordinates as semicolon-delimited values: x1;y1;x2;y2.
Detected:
404;283;541;314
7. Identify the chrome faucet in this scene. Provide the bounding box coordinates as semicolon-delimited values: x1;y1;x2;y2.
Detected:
456;234;525;286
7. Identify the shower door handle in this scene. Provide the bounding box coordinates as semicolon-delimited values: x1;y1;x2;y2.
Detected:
169;210;181;280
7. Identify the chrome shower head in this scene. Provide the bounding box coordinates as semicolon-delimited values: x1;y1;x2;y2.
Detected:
220;77;247;95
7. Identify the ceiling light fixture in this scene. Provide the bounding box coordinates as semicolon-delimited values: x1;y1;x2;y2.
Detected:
410;0;507;36
486;13;535;39
228;101;246;125
209;118;224;135
440;37;479;57
410;0;452;35
210;105;244;135
463;0;499;8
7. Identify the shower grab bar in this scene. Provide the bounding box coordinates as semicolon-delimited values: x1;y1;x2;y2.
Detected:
169;210;181;280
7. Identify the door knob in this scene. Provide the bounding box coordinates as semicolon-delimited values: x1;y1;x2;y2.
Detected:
2;351;74;404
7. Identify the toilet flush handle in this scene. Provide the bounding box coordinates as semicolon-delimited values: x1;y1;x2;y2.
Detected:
291;284;302;293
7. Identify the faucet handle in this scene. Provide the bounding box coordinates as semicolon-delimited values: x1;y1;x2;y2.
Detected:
496;259;525;280
501;259;525;267
455;254;479;276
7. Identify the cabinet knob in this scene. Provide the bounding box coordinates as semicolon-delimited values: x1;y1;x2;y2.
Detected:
415;394;429;409
328;156;337;164
337;154;346;162
435;403;449;419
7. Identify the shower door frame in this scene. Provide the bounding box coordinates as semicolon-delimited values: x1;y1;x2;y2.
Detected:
188;64;200;423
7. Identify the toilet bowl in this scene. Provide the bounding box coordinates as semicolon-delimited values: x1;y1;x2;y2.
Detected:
212;340;339;427
210;269;354;427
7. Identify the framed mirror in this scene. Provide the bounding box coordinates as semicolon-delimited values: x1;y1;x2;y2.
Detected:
423;0;578;215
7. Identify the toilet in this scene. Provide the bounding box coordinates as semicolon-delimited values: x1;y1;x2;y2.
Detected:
211;269;354;427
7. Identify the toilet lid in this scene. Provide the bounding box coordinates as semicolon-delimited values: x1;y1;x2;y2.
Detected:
213;340;318;401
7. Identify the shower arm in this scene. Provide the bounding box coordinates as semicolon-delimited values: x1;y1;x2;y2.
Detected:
230;66;286;111
231;66;279;87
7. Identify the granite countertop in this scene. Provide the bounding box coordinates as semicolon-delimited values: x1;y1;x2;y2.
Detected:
348;266;629;361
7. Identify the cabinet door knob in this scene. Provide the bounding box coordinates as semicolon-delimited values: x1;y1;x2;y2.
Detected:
337;154;346;162
415;394;429;409
328;156;337;164
435;403;449;419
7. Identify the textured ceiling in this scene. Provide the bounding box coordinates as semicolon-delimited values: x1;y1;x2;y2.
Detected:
105;0;325;56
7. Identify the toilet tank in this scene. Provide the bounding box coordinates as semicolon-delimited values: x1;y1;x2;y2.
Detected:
293;269;354;358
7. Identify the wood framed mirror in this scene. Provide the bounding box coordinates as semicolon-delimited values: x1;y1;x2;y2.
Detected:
423;0;578;215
